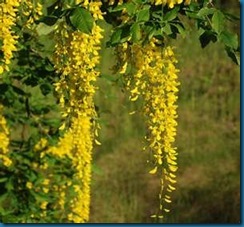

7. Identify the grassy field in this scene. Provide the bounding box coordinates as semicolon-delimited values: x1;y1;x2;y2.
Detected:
89;6;240;223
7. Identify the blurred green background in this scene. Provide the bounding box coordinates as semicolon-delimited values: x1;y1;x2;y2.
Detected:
89;1;240;223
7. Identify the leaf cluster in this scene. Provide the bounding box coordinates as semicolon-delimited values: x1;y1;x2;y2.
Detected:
103;0;239;64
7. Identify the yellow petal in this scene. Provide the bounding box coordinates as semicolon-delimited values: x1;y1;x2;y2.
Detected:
119;62;127;74
168;177;177;184
130;95;139;101
168;184;176;191
129;111;136;115
59;123;66;131
169;165;178;172
149;166;158;174
164;198;172;203
95;139;101;145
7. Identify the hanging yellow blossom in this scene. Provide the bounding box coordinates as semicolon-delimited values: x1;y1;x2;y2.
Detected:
0;0;21;74
19;0;43;29
118;40;180;218
0;105;11;167
46;3;104;222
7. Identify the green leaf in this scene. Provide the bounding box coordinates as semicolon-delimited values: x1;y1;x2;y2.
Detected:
109;25;130;46
164;6;179;22
170;23;185;37
143;25;155;40
136;7;150;22
110;28;122;46
199;30;217;48
29;171;37;182
108;4;125;12
212;10;225;34
69;7;94;34
185;10;201;19
36;23;55;36
11;85;26;96
163;23;172;35
125;2;137;16
219;31;238;50
197;7;215;17
225;47;240;65
0;177;8;183
130;22;141;42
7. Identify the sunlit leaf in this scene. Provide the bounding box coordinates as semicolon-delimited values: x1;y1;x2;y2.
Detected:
69;7;94;34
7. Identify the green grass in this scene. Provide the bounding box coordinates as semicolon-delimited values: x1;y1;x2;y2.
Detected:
89;21;240;223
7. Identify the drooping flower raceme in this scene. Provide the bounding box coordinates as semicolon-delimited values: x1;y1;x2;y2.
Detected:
0;0;43;75
19;0;43;29
0;0;21;74
0;105;11;167
45;6;104;222
118;40;180;218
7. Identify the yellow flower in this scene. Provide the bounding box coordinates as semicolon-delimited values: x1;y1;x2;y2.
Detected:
42;179;50;185
34;138;48;151
0;105;11;167
19;0;43;29
0;0;21;74
26;182;33;189
43;187;49;193
40;201;48;210
49;3;104;222
149;166;158;174
119;41;180;218
151;0;191;7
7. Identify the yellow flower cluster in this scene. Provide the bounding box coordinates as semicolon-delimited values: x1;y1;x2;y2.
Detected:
151;0;191;8
46;5;104;223
0;105;12;167
33;119;96;222
0;0;21;74
19;0;43;29
88;1;104;20
118;40;179;217
50;116;94;222
53;23;103;121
